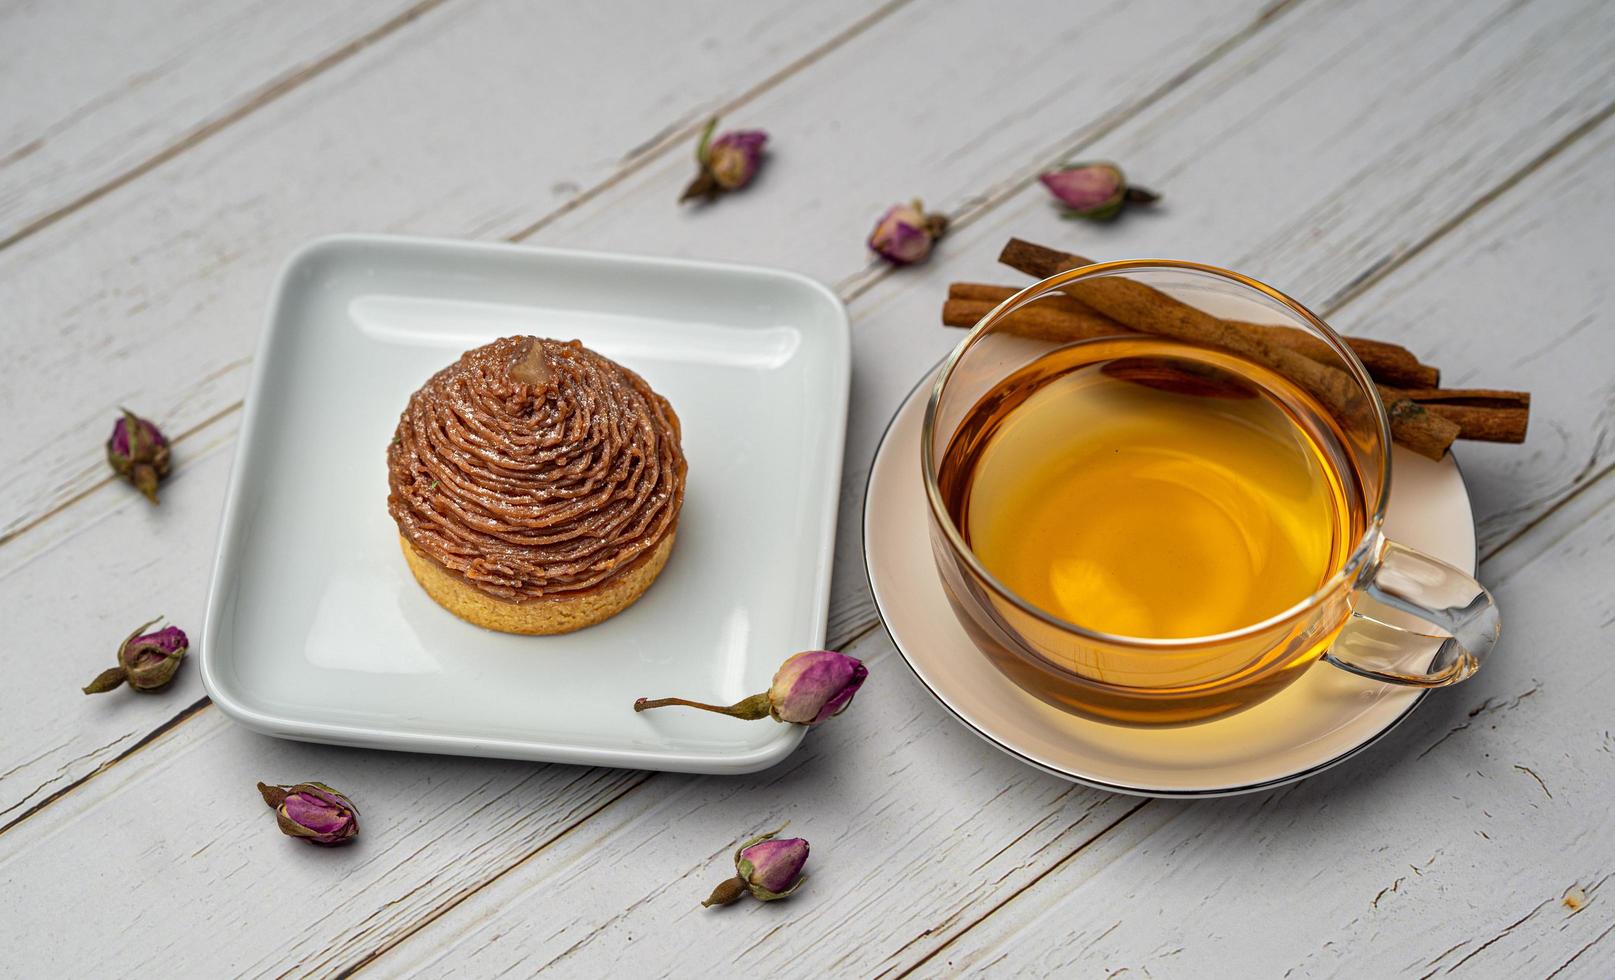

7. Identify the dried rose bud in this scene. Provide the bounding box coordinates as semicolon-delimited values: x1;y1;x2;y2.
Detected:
681;117;768;203
635;650;867;726
257;781;360;846
709;131;767;190
868;199;948;265
1039;162;1159;221
703;826;809;907
767;650;868;724
83;618;188;695
106;408;171;503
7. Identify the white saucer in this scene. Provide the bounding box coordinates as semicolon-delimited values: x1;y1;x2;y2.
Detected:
863;368;1478;797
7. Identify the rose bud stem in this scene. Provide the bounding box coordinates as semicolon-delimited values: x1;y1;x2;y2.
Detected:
633;697;771;720
634;694;771;718
635;650;867;727
702;877;750;908
680;118;721;203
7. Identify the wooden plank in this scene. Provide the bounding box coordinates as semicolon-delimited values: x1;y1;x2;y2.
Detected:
0;0;429;245
0;0;894;545
0;0;1280;818
2;1;1610;975
819;0;1615;640
0;703;648;978
516;0;1292;282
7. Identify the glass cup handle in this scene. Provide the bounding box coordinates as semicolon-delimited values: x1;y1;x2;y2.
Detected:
1324;539;1500;688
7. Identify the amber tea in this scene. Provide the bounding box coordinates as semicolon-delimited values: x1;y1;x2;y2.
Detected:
938;337;1368;642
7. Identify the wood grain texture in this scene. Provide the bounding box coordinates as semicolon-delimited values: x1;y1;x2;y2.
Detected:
0;0;1280;824
0;0;893;546
520;0;1290;280
0;0;429;245
0;705;648;978
1;0;1612;975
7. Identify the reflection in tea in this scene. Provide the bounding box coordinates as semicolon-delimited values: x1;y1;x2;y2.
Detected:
939;337;1367;640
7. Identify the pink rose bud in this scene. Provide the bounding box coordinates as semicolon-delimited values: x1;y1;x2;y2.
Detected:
709;130;768;190
106;408;171;503
257;781;360;846
681;117;769;203
767;650;868;724
703;826;810;907
634;650;867;726
1039;162;1159;221
83;618;188;695
867;199;948;265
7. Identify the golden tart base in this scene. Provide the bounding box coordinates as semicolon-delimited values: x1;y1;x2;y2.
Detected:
399;531;676;635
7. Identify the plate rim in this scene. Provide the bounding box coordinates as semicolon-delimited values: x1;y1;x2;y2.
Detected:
862;362;1472;798
199;233;851;773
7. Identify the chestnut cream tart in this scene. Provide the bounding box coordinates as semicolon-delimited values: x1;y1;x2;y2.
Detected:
387;336;686;634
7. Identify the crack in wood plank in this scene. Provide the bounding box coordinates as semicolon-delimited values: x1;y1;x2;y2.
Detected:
1544;918;1615;980
1417;684;1540;760
0;695;211;837
0;738;74;783
1514;764;1553;799
1437;898;1552;974
0;734;135;820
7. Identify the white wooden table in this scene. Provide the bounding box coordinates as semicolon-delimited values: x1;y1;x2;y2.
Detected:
3;1;1613;975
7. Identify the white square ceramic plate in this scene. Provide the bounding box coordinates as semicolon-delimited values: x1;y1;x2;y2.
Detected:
201;235;849;773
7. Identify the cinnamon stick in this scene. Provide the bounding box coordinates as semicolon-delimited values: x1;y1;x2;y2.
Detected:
1378;388;1530;444
995;239;1459;459
946;286;1438;387
942;296;1121;343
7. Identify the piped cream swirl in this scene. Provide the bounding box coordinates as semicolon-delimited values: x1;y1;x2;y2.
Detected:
387;336;686;602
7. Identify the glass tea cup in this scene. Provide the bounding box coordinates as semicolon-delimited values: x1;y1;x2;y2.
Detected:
922;260;1499;726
